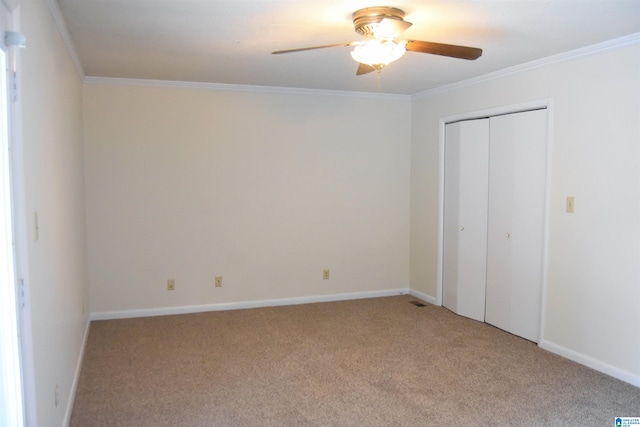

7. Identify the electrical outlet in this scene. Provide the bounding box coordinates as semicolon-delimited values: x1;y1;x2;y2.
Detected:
54;384;59;408
215;276;222;287
323;269;330;280
167;279;175;291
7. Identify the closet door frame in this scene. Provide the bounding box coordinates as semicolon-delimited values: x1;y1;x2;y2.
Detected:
436;99;553;345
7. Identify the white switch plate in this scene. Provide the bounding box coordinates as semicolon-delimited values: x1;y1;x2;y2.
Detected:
34;211;39;241
566;196;575;213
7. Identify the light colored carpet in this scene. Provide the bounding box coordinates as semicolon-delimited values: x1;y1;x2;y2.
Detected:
70;295;640;426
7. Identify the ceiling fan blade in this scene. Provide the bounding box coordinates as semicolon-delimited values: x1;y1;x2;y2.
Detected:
272;42;354;55
375;18;412;39
405;40;482;60
356;63;376;76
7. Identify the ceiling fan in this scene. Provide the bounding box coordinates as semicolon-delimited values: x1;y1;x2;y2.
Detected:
272;6;483;75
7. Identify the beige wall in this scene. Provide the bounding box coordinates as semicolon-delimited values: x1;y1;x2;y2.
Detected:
83;84;411;314
16;3;640;423
410;41;640;382
20;0;88;425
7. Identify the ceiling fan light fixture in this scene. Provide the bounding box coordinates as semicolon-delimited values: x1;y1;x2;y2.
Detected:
273;6;482;77
350;39;406;69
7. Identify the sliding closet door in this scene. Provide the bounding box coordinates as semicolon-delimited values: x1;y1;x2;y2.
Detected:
443;119;489;322
485;109;547;342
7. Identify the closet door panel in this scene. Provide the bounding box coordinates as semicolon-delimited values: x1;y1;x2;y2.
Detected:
443;123;462;313
486;109;547;342
485;116;515;332
509;109;547;342
443;119;489;322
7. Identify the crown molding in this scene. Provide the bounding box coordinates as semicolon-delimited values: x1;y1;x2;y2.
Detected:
46;0;84;78
83;76;412;101
412;32;640;101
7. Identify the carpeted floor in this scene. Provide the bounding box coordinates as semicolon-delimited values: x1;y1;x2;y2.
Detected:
70;295;640;426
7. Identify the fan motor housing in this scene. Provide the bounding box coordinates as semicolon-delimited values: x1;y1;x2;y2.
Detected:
352;7;405;37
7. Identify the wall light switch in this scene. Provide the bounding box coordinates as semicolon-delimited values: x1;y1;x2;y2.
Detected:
34;211;39;241
566;196;575;213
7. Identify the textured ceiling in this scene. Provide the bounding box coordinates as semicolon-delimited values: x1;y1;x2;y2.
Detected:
56;0;640;95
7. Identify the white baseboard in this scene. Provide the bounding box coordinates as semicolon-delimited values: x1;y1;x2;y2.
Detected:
408;289;438;306
63;318;91;427
539;339;640;388
90;288;411;321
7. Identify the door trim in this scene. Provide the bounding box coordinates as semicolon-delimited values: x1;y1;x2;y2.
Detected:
436;98;554;345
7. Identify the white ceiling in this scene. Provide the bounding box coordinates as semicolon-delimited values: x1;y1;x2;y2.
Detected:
56;0;640;95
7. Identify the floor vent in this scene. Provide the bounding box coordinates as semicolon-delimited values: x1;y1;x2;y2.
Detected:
409;301;426;307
